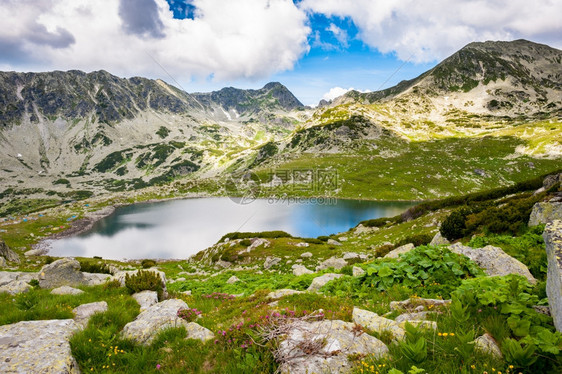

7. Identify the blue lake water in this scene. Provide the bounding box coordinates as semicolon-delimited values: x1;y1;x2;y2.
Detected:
47;197;415;260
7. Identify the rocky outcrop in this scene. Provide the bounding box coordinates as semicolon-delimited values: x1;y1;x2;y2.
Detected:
543;221;562;332
316;257;347;271
39;258;85;289
352;307;405;341
121;299;188;344
307;273;343;292
449;243;536;284
132;290;159;312
185;322;215;342
292;264;313;276
278;319;388;374
24;249;46;257
0;257;5;267
51;286;84;296
529;202;562;226
0;319;80;373
82;272;110;286
73;301;108;328
384;243;414;259
0;239;19;263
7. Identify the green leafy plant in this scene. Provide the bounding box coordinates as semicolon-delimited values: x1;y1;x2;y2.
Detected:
400;323;427;364
140;259;156;269
363;246;483;296
502;338;537;368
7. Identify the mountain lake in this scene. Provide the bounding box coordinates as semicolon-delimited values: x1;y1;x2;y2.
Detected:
46;197;415;260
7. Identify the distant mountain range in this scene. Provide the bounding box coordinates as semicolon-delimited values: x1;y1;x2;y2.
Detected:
0;39;560;205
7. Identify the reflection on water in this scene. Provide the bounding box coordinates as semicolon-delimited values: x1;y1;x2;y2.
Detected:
48;197;415;260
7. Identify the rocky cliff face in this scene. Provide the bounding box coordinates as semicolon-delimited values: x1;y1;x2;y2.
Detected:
342;39;562;115
0;70;307;200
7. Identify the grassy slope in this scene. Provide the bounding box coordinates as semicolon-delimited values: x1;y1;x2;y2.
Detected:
256;135;561;200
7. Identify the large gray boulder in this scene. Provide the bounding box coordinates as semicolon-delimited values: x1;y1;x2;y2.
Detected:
121;299;188;344
0;319;80;373
384;243;414;259
0;271;38;295
449;243;536;284
529;202;562;226
0;239;19;263
278;319;388;374
544;221;562;332
307;273;343;292
39;258;85;289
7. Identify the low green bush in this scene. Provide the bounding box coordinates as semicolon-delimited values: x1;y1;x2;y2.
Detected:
141;259;157;269
124;270;164;299
79;260;110;274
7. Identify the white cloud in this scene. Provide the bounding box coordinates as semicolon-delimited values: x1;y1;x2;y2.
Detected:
0;0;310;81
322;86;370;101
326;23;348;48
300;0;562;63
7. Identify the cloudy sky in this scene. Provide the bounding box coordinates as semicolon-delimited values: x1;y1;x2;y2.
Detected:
1;0;561;105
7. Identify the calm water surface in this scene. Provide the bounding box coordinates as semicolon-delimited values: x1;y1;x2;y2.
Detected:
48;197;415;260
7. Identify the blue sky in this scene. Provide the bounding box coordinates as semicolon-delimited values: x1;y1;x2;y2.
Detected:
0;0;560;106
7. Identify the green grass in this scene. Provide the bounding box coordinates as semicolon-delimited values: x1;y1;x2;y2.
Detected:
254;135;561;200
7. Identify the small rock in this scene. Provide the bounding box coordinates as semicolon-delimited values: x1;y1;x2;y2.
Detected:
338;237;348;242
73;301;108;327
182;290;192;296
295;242;309;247
215;260;232;268
0;257;5;267
533;305;551;316
267;289;303;299
352;266;366;277
176;277;186;282
264;256;282;269
121;299;189;345
316;257;347;271
474;333;502;358
353;307;405;341
82;272;110;286
0;239;19;263
395;311;434;323
133;290;159;311
343;252;359;260
292;264;313;276
300;252;313;258
327;239;342;246
51;286;84;296
185;322;215;342
429;232;450;246
226;276;240;284
307;273;343;292
24;249;45;257
390;298;451;311
0;280;31;295
384;243;414;259
397;320;437;330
